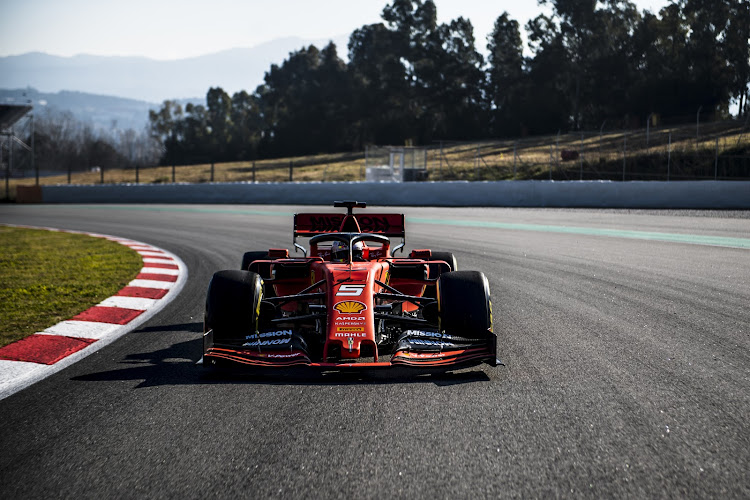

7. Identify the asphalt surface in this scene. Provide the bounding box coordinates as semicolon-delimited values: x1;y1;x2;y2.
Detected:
1;204;748;498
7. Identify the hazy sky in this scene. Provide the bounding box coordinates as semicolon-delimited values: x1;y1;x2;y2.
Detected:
1;0;672;60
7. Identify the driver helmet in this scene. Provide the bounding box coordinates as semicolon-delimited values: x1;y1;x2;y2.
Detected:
352;241;365;261
331;241;364;262
331;240;349;262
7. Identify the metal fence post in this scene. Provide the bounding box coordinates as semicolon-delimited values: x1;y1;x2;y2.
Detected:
3;144;7;200
474;146;480;180
210;162;215;182
579;132;584;180
252;161;256;183
667;132;671;181
646;113;653;148
513;141;517;179
135;164;139;184
289;161;293;182
439;141;443;179
32;115;37;186
715;137;719;180
622;135;627;181
68;163;71;184
549;145;553;180
9;127;13;187
364;147;368;181
736;111;750;147
100;166;104;184
172;164;175;183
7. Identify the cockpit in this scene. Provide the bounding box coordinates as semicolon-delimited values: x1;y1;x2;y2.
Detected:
308;233;392;263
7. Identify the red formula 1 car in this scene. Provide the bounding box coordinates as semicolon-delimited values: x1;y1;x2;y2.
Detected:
202;201;498;372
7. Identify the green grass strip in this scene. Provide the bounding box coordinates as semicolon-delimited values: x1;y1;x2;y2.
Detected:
0;227;143;348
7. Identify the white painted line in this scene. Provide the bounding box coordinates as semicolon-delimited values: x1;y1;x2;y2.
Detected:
105;238;141;245
0;361;47;392
0;360;45;376
137;250;168;257
141;267;180;275
142;257;176;265
99;296;158;310
42;320;121;339
128;279;175;289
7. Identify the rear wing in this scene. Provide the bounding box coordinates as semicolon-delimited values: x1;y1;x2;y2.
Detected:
294;213;405;238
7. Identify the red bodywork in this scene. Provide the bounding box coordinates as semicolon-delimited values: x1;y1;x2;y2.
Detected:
203;205;497;370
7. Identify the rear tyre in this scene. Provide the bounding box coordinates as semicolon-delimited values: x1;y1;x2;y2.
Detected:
205;270;263;343
438;270;492;339
241;251;268;271
430;251;458;272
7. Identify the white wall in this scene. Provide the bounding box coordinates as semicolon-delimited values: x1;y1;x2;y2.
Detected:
41;180;750;208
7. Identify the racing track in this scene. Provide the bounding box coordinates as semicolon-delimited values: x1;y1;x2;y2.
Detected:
1;204;748;498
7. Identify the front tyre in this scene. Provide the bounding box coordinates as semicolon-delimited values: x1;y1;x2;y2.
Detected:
430;251;458;272
241;251;268;271
204;270;263;344
437;270;492;339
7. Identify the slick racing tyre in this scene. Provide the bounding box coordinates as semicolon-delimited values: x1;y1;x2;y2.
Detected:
430;251;458;272
437;270;492;339
205;270;263;343
241;251;268;271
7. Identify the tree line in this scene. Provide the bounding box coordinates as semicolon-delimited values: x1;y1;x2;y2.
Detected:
149;0;750;165
29;108;160;176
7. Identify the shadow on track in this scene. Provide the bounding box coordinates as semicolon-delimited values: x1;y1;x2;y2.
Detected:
134;322;204;333
70;322;493;388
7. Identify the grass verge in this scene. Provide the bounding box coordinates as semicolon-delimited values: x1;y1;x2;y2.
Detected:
0;227;143;348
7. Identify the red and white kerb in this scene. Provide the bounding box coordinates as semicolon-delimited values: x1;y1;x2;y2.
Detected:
0;226;186;400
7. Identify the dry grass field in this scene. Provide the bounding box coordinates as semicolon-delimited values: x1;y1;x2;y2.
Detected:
4;121;748;200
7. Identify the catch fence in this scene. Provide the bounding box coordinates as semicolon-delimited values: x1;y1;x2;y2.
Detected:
430;119;750;182
4;119;749;199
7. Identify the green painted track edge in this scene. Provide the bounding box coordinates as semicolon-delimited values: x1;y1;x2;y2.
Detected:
33;205;750;250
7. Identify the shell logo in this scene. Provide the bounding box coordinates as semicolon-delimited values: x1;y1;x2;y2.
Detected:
334;301;367;314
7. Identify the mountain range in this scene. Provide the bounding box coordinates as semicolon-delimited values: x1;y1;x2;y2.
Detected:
0;88;201;131
0;35;348;131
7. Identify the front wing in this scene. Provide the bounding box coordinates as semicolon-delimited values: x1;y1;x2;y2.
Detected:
203;329;499;370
